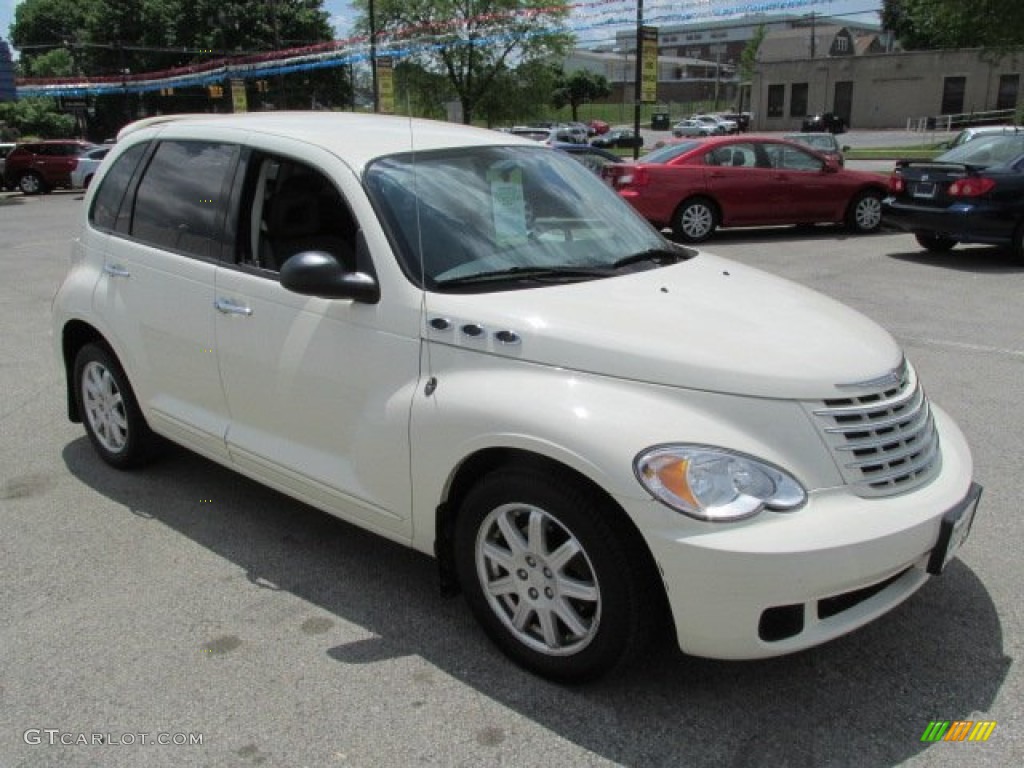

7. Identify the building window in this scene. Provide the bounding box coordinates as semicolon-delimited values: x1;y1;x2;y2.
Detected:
790;83;809;117
997;74;1019;110
767;84;785;118
835;36;849;53
941;76;966;115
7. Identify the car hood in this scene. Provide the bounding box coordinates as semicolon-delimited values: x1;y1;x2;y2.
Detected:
422;253;901;400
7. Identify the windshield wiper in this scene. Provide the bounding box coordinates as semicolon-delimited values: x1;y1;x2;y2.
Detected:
436;265;613;287
611;247;689;270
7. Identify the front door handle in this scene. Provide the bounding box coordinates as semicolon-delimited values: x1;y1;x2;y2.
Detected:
214;297;253;316
102;264;131;278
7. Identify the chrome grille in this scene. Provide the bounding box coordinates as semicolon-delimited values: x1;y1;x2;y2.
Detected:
808;361;941;497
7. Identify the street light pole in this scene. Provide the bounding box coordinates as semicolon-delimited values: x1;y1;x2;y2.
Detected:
369;0;378;112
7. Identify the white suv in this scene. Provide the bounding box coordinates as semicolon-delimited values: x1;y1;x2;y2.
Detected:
53;112;980;682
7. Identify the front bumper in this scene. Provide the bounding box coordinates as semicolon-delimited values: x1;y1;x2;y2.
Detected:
618;406;977;660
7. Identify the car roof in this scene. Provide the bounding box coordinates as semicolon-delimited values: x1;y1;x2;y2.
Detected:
115;112;537;172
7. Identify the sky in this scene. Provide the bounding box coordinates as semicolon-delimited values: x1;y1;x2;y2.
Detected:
2;1;883;57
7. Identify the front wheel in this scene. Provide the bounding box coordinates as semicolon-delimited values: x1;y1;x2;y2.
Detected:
672;197;718;242
454;466;663;682
74;343;159;469
915;232;957;253
846;190;883;233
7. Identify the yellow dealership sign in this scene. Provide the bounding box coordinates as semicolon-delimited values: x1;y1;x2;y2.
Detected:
230;79;247;113
377;57;394;114
641;26;658;104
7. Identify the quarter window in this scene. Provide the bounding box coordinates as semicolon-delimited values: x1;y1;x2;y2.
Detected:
131;140;238;260
90;143;149;231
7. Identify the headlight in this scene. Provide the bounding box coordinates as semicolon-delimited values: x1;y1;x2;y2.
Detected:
634;445;806;522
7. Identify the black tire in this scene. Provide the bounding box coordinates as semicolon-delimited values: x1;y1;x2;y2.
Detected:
73;343;159;469
845;189;883;233
454;465;663;683
1009;222;1024;264
672;197;718;243
914;232;957;253
18;171;46;195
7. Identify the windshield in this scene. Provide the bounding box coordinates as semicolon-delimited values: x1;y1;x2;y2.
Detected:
937;134;1024;165
364;145;670;291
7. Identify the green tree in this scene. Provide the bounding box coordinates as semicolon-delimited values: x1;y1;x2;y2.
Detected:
882;0;1024;50
0;97;76;138
551;69;611;122
352;0;572;123
738;24;765;82
11;1;349;137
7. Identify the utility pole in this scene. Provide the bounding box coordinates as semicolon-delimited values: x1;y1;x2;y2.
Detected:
369;0;378;112
633;0;643;161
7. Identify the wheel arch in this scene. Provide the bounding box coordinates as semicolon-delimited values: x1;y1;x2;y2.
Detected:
433;447;667;617
61;320;109;422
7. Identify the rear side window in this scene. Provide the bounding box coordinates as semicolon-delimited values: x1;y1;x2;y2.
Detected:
90;143;149;231
131;140;239;260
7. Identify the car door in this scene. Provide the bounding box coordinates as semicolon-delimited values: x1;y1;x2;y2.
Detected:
701;142;779;225
213;150;419;539
758;141;849;223
92;139;236;461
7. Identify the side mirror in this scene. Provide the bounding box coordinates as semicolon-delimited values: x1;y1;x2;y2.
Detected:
280;251;380;303
822;156;840;173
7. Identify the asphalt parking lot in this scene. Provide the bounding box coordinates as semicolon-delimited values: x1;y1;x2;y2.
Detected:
1;190;1021;768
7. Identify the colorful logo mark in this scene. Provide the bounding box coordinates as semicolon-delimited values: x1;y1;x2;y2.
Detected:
921;720;997;742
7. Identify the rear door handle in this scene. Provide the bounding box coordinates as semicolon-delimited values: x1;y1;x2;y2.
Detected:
215;297;253;316
102;264;131;278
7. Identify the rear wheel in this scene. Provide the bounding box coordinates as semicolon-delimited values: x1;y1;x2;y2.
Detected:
672;197;718;242
914;232;957;253
454;465;663;683
18;172;45;195
73;343;159;469
846;190;882;233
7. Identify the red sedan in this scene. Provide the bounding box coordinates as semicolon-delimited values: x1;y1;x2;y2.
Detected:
603;136;886;242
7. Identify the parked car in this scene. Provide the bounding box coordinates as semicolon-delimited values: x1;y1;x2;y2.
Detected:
801;112;847;134
672;119;714;138
719;111;752;132
70;146;111;189
591;128;643;149
3;139;97;194
692;114;738;135
0;142;15;190
603;136;886;242
588;118;610;135
53;112;978;683
551;142;623;174
882;132;1024;260
946;124;1021;149
784;132;847;166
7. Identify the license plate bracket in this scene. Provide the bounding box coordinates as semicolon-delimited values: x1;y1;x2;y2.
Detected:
913;181;937;199
927;483;982;575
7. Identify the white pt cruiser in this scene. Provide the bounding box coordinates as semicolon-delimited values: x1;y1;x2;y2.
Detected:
53;113;981;682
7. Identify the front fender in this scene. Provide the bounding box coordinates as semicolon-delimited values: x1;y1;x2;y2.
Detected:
408;344;839;555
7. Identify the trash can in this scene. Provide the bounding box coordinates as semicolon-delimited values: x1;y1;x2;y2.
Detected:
651;112;670;130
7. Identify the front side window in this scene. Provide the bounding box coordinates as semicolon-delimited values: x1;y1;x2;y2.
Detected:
131;140;238;260
365;145;668;291
763;143;823;172
232;153;358;274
